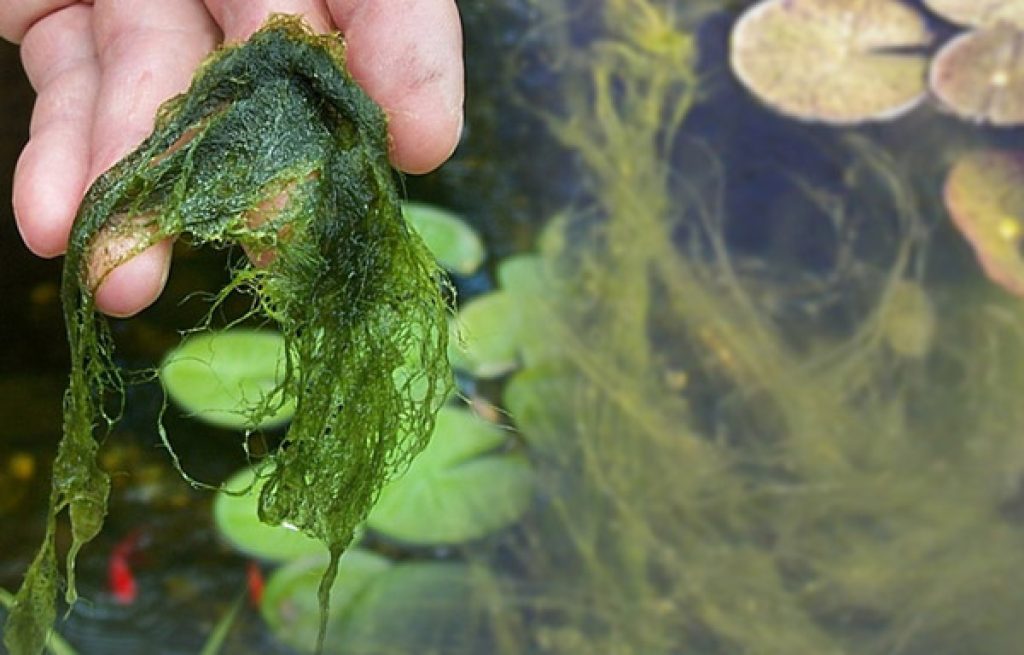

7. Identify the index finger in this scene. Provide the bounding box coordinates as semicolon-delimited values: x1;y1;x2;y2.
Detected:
327;0;463;174
87;0;219;317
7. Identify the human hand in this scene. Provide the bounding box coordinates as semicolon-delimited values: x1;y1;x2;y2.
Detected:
2;0;464;316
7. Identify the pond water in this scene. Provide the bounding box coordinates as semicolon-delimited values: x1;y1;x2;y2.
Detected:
3;1;1024;654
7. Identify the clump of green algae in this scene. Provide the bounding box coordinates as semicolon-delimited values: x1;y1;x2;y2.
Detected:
4;15;451;654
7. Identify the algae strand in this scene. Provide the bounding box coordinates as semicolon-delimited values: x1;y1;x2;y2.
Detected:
4;15;451;654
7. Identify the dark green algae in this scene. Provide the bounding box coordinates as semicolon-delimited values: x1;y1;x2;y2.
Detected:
4;16;452;654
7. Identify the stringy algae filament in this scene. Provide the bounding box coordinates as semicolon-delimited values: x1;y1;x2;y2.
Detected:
4;16;452;654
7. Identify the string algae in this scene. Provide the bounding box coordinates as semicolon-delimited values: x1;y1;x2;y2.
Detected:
4;16;451;654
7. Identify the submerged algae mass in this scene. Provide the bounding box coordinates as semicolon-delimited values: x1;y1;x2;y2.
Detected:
5;15;451;654
432;1;1024;654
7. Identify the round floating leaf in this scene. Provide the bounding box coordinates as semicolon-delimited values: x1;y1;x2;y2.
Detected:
730;0;930;124
402;201;486;275
261;549;391;653
338;562;489;653
496;255;561;366
930;24;1024;125
160;330;294;430
449;291;524;378
537;210;571;259
944;150;1024;297
924;0;1024;28
498;254;546;296
367;407;534;544
503;364;576;456
214;466;326;561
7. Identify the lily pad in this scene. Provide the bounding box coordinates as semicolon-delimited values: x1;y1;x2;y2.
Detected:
403;201;486;275
924;0;1024;28
498;254;546;297
261;549;391;653
449;291;525;378
537;210;571;259
730;0;931;124
160;330;294;430
263;557;489;654
496;255;562;366
944;149;1024;297
503;364;576;456
367;407;534;544
213;466;326;561
337;562;489;653
930;23;1024;125
450;255;564;377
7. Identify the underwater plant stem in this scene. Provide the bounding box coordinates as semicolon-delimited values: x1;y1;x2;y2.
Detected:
198;591;245;655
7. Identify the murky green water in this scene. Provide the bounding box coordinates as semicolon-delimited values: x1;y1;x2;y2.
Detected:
4;1;1024;653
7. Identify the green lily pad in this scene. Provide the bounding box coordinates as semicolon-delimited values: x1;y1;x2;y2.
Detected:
160;330;294;430
497;254;546;296
537;210;571;259
449;256;562;375
731;0;931;124
449;291;524;378
403;201;486;276
262;557;491;654
337;562;489;653
367;407;534;544
213;466;326;561
503;365;576;456
261;549;392;653
496;255;562;366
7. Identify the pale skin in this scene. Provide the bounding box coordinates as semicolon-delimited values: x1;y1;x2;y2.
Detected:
1;0;464;317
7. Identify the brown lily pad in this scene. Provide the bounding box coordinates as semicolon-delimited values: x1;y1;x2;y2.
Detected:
930;23;1024;125
944;150;1024;297
730;0;931;124
923;0;1024;28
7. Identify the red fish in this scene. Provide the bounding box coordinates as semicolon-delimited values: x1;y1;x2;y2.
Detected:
246;560;265;606
108;532;141;605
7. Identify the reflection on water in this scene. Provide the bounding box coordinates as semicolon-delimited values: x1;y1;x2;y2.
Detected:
4;0;1024;653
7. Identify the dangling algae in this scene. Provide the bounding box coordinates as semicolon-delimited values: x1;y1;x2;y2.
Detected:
4;16;451;655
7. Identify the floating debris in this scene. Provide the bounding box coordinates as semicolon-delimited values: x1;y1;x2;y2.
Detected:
923;0;1024;29
944;149;1024;297
930;23;1024;125
730;0;931;124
